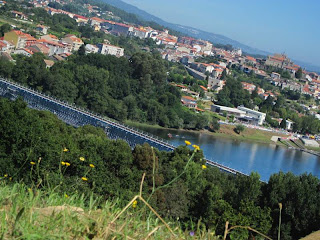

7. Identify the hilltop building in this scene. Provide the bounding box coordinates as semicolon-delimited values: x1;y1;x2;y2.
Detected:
265;54;294;69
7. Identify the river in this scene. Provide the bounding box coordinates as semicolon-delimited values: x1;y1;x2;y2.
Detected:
138;126;320;182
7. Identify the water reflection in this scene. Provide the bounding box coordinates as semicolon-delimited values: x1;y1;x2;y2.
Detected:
138;126;320;182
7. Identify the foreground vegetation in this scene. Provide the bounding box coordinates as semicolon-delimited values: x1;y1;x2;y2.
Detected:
1;97;320;239
0;183;221;239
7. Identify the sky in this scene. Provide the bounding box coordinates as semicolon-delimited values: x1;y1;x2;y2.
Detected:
122;0;320;67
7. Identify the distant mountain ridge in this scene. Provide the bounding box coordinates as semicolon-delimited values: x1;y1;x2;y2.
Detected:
102;0;320;73
102;0;270;56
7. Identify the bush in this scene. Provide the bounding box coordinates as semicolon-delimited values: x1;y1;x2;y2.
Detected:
234;124;245;134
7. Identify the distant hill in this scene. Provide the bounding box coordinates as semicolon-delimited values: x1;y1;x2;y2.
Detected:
101;0;320;73
101;0;270;56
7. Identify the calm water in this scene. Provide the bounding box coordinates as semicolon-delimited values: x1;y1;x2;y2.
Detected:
138;126;320;182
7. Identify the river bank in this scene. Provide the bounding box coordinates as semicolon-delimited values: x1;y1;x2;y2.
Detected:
126;121;320;182
125;121;289;146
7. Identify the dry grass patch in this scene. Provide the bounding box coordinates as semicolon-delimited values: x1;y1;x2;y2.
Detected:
300;230;320;240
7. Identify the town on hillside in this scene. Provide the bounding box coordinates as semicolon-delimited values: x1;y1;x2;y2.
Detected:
1;0;320;144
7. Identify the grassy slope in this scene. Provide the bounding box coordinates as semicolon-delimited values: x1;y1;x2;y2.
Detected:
126;121;289;145
214;124;288;144
0;183;219;239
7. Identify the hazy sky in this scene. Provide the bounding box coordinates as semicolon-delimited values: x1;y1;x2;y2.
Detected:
122;0;320;67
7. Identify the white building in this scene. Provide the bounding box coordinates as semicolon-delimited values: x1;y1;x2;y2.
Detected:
181;96;197;109
211;104;246;118
85;44;99;54
286;120;294;130
271;72;281;79
237;106;266;125
39;40;69;56
13;48;33;57
208;78;224;91
0;40;14;53
61;35;84;52
132;28;148;39
98;43;124;57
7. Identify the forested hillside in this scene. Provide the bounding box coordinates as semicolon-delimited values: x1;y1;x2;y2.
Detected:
0;52;217;129
0;97;319;239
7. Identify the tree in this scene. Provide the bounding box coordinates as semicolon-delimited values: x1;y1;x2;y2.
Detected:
280;118;287;129
78;44;86;56
217;77;252;108
221;68;227;80
209;117;220;132
281;71;291;79
295;67;303;79
234;124;245;134
0;23;12;37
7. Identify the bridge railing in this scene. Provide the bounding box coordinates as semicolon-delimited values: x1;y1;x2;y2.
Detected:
0;77;174;148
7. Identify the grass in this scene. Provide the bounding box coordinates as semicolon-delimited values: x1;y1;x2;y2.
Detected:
0;182;220;239
126;120;288;145
125;120;163;130
213;124;288;144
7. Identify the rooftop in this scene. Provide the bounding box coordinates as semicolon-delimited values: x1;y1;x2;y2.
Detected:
212;104;246;114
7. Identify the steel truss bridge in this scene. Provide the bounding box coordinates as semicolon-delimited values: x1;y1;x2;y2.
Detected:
0;78;248;176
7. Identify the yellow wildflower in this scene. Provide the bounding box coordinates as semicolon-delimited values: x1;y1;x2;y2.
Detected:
192;145;200;151
279;203;282;210
61;161;66;166
4;174;8;178
132;200;138;208
63;148;68;152
89;164;95;168
81;177;88;181
9;177;12;181
79;157;85;161
30;162;36;165
184;140;191;146
65;194;69;198
65;162;70;167
202;165;207;170
38;157;42;163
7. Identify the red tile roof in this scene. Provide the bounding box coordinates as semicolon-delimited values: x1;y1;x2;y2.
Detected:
38;39;65;48
196;107;205;112
182;96;196;101
176;84;187;88
246;56;256;62
21;48;34;55
90;17;105;22
200;85;207;91
73;14;88;20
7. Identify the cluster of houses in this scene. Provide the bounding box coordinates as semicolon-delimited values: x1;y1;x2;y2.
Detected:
241;82;277;99
0;29;82;62
2;0;320;129
0;25;125;64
